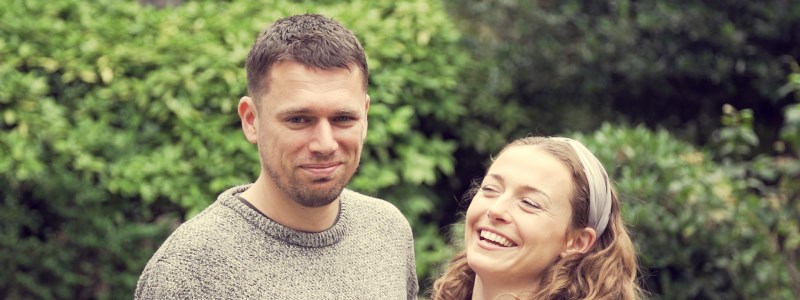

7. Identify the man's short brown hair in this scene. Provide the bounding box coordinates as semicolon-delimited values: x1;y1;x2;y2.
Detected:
245;14;368;103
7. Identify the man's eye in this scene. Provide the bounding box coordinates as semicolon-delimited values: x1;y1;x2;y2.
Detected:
287;117;306;124
333;116;354;122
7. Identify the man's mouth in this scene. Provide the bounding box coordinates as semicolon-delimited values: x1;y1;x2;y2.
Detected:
301;163;342;177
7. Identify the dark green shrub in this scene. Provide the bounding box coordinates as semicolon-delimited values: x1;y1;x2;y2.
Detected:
708;63;800;298
445;0;800;146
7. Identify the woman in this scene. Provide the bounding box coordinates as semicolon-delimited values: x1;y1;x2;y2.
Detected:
432;137;641;300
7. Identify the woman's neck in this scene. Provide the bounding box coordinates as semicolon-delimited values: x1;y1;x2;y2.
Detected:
471;274;537;300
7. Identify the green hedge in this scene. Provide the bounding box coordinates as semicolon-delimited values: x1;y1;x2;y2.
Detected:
574;124;794;299
1;0;471;298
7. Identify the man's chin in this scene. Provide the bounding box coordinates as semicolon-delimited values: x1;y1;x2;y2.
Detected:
292;183;344;208
294;195;339;208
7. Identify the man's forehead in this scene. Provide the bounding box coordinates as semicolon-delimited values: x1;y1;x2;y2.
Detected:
265;61;366;86
273;106;363;116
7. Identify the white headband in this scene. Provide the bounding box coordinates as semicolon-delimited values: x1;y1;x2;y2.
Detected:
558;138;612;238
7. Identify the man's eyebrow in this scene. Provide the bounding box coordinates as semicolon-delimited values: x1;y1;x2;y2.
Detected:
334;108;361;116
276;107;311;117
275;107;363;117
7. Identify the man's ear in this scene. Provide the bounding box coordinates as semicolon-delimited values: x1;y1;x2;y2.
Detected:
238;96;258;144
561;227;597;258
362;94;370;141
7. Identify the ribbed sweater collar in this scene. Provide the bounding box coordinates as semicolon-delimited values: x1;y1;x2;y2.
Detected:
217;184;349;248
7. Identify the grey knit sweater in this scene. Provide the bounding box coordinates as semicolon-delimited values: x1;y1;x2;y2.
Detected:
135;184;418;299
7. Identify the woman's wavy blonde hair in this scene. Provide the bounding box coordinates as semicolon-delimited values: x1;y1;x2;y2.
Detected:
431;137;642;300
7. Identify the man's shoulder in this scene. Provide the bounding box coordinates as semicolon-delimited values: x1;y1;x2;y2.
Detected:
340;189;412;232
145;196;252;262
341;189;403;214
164;184;252;242
136;199;253;299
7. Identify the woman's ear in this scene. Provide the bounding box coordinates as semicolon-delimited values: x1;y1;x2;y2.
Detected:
561;227;597;258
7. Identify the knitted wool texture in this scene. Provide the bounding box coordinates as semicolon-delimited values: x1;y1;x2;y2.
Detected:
135;184;418;299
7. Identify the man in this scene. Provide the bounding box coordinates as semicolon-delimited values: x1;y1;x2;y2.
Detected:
135;14;418;299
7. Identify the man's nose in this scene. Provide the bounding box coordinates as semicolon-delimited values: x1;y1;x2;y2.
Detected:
309;121;338;155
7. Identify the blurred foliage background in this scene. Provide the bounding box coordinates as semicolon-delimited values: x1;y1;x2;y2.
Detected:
1;0;798;298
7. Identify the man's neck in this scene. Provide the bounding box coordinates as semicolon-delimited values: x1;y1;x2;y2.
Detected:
240;175;340;232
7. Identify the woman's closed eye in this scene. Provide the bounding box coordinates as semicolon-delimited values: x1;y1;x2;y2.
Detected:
480;185;501;197
520;198;542;210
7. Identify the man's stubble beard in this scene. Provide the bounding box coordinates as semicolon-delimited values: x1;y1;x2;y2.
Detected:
260;147;359;208
265;164;353;208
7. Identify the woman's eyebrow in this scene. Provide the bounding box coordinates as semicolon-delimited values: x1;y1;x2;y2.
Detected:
489;173;552;204
520;185;552;205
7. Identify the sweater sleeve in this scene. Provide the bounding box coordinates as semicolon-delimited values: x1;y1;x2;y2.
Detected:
134;258;231;300
407;249;419;299
135;258;211;299
404;219;419;300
